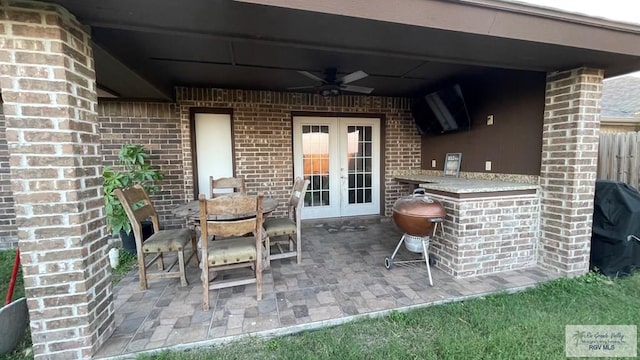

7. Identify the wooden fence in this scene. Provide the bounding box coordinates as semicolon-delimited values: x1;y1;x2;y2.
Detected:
598;132;640;190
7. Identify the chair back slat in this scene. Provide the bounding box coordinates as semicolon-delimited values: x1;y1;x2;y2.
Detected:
210;176;246;198
204;218;256;238
203;194;256;216
133;205;156;224
114;185;159;234
198;194;264;239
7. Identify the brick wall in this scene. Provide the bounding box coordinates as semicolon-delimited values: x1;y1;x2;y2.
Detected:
0;97;18;248
538;67;603;276
0;3;113;359
98;101;185;230
428;192;539;277
0;91;424;244
175;88;421;217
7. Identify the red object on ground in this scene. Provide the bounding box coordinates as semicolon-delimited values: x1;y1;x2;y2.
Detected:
5;248;20;306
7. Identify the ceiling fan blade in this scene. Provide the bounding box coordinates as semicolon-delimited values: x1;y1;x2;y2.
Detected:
298;71;326;83
340;70;368;84
341;84;374;94
287;85;316;90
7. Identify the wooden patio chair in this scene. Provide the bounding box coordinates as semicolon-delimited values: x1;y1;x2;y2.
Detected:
199;193;264;310
210;176;246;198
262;177;310;266
115;185;198;290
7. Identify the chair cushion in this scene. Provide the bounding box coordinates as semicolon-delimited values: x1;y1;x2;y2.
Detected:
207;236;257;266
263;217;296;236
142;228;195;253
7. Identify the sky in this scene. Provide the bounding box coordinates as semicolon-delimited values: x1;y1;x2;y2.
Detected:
511;0;640;25
509;0;640;78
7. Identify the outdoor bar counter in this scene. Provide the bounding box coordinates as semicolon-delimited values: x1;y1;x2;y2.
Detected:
394;174;540;278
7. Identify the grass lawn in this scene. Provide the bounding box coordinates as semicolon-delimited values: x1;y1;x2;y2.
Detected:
0;247;137;360
2;247;639;360
139;271;640;360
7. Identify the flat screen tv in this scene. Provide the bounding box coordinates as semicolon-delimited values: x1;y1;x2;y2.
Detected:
411;84;471;135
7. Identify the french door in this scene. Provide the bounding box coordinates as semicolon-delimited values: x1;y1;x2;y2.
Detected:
293;116;380;219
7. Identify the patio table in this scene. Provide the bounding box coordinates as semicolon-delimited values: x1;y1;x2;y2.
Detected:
171;196;278;221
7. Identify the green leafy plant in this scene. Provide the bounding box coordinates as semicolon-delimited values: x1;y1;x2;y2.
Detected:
103;144;163;235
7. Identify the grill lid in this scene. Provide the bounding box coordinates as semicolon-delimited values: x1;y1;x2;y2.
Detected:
392;194;446;219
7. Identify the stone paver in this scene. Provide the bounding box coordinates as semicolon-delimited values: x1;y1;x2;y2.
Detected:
95;218;559;359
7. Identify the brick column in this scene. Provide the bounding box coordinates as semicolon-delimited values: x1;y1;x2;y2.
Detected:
0;2;114;359
538;67;603;276
0;96;18;248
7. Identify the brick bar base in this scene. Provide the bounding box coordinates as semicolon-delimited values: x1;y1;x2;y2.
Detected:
428;192;539;277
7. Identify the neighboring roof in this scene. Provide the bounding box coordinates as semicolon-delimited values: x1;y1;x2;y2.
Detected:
602;76;640;118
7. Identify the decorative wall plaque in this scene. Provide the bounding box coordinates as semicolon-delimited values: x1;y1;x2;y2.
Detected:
444;153;462;177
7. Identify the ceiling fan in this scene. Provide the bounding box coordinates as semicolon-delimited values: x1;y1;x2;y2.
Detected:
288;68;374;96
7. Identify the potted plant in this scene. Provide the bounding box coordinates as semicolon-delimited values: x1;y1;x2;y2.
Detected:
103;144;163;253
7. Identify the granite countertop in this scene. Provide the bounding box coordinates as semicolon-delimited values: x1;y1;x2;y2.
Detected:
393;174;539;194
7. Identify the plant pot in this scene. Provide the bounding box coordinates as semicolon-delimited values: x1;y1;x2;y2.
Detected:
120;221;155;254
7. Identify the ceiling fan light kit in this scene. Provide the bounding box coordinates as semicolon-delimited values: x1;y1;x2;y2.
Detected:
319;85;341;97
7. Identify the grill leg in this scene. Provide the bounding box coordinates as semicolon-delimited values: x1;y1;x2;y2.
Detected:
421;238;433;286
390;234;406;261
431;219;444;239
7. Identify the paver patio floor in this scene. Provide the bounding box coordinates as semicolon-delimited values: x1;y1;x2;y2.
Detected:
96;217;558;359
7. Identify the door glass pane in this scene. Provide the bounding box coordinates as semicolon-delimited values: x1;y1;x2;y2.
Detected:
364;126;371;141
302;125;330;207
347;125;373;204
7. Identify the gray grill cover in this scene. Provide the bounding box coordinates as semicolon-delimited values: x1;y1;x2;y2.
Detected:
590;180;640;277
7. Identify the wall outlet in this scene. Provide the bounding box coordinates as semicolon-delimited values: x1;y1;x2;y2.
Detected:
431;159;436;168
485;160;492;171
487;115;494;125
